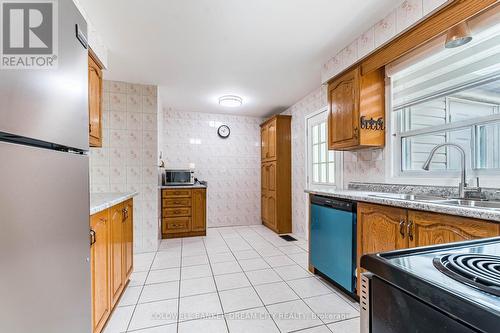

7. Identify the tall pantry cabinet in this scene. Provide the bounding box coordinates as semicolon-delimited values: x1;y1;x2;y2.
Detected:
260;115;292;234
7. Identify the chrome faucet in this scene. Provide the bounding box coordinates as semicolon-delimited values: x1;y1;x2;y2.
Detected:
422;143;468;198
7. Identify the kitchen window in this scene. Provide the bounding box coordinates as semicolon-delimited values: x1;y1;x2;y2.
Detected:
306;109;342;187
389;23;500;179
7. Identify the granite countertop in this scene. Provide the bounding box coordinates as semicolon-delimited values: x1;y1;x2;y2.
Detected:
159;181;207;189
90;192;139;215
305;188;500;223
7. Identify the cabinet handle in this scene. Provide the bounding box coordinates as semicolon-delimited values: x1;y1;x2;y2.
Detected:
407;220;414;241
399;220;406;239
90;230;96;246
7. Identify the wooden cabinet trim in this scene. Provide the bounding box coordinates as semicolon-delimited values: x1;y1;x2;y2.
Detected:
361;0;498;75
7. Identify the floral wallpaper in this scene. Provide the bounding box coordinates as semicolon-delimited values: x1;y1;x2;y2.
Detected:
159;109;263;228
90;80;159;253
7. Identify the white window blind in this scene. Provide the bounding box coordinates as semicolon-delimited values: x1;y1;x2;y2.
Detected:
390;29;500;110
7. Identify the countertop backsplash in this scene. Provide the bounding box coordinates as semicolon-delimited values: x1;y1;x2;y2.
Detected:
90;80;159;254
348;182;500;201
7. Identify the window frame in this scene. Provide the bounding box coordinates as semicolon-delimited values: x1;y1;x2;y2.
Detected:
392;96;500;179
305;108;343;189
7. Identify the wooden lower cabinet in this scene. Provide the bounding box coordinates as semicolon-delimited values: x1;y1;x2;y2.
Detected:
109;203;124;307
191;189;207;232
356;202;500;295
122;199;134;282
408;210;500;248
162;188;206;238
90;199;134;333
90;210;110;333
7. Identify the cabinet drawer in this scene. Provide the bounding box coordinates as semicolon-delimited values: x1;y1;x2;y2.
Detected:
162;189;192;198
163;217;190;233
163;207;191;217
163;198;191;207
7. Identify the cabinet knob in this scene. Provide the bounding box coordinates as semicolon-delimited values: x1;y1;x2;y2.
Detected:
407;220;414;241
399;220;406;239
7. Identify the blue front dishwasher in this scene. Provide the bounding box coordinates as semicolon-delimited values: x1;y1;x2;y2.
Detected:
310;195;357;296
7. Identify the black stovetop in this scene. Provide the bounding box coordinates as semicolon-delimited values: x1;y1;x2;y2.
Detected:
361;237;500;332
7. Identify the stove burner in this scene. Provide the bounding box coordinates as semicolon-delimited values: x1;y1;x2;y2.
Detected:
433;254;500;296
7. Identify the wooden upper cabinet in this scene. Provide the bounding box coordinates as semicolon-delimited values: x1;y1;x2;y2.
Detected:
109;203;124;307
408;210;500;248
88;52;103;148
328;66;385;151
329;68;358;148
191;189;206;232
90;210;110;333
267;119;277;160
261;126;268;160
122;199;133;280
261;118;278;162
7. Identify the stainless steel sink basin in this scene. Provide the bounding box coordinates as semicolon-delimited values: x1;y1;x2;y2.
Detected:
425;199;500;210
369;193;500;210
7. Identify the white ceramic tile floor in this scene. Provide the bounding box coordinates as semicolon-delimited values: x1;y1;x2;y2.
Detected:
102;225;359;333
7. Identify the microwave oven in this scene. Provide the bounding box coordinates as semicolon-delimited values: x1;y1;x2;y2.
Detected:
164;169;195;185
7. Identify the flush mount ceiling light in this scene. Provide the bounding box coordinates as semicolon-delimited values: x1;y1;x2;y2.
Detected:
218;95;243;107
445;22;473;49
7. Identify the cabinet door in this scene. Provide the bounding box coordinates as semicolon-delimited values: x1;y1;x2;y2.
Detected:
88;54;102;148
122;199;133;281
90;210;110;333
261;193;268;224
191;189;206;232
109;203;124;307
261;164;268;192
261;126;268;160
408;210;500;248
328;68;359;149
268;162;276;191
357;203;407;294
267;191;277;229
267;120;277;160
358;203;408;255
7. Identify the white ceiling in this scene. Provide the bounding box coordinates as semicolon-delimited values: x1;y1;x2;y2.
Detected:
79;0;398;117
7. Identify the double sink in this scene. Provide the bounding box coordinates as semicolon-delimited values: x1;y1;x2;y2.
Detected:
368;193;500;210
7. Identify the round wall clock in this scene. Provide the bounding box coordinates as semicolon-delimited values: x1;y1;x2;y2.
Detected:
217;125;230;138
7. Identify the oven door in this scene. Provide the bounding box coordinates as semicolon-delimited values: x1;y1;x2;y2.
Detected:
165;170;193;185
370;276;477;333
